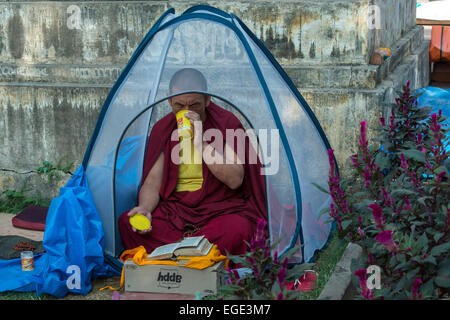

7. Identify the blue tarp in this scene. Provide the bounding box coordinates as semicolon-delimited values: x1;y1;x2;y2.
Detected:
417;86;450;152
0;165;119;298
416;86;450;118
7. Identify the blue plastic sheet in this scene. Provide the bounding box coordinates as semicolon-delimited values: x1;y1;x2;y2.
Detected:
416;86;449;115
416;86;449;152
0;165;119;298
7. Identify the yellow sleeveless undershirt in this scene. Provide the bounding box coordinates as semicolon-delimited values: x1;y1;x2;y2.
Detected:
175;139;203;192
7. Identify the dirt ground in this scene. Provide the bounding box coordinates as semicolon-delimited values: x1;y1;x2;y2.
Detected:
57;276;122;300
0;213;196;300
0;212;120;300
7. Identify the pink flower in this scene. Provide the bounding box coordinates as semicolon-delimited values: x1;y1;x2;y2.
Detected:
354;269;374;300
379;117;386;126
402;196;411;211
251;218;267;251
359;121;369;152
273;251;279;265
247;256;260;278
358;226;365;239
411;278;423;300
350;154;359;167
277;257;288;288
329;203;342;230
436;171;446;183
369;203;385;229
430;113;441;133
362;168;372;188
375;230;400;253
382;187;393;207
400;153;408;170
328;149;337;178
416;133;423;145
255;218;267;242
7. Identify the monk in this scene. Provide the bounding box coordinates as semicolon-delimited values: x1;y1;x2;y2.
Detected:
118;68;267;257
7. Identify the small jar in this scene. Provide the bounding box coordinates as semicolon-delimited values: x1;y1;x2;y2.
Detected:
21;251;34;271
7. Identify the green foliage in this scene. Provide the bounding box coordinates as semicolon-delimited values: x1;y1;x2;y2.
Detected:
326;81;449;300
0;182;51;214
35;157;73;183
204;219;314;300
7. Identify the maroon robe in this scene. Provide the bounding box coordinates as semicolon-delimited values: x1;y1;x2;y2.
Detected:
118;102;267;256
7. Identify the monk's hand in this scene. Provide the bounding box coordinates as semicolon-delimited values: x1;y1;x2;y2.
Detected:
127;206;152;235
185;111;203;151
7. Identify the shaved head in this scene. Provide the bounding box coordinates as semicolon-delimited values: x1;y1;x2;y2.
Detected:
169;68;208;94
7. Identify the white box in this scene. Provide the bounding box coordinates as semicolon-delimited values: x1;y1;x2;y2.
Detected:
124;260;226;295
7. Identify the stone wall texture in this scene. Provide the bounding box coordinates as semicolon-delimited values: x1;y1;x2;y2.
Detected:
0;0;430;198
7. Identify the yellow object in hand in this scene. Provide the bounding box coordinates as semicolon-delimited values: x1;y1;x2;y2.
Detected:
129;213;151;231
176;110;193;139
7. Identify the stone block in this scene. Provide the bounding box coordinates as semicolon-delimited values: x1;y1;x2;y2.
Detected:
0;0;417;67
0;84;108;170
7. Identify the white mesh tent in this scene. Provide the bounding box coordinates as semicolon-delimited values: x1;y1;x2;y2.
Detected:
82;5;337;268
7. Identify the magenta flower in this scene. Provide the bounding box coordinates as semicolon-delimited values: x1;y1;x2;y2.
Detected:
354;269;374;300
358;226;365;239
350;154;359;167
328;149;337;179
430;113;442;134
375;230;400;253
389;109;397;132
411;278;423;300
255;218;267;242
359;121;369;153
382;187;393;207
246;256;260;278
402;196;411;211
400;153;408;170
362;167;372;188
273;251;279;265
436;171;446;183
369;203;385;229
416;133;424;145
277;257;288;288
379;117;386;126
250;218;267;251
329;202;342;230
429;112;447;163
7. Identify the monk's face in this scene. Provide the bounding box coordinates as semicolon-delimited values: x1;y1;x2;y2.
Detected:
168;92;210;122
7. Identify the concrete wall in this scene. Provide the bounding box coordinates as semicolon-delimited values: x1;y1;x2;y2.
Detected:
0;0;429;198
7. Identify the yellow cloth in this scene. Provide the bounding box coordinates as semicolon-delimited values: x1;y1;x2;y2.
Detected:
175;139;203;192
99;244;229;292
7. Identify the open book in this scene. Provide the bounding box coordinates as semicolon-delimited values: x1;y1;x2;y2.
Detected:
146;235;214;261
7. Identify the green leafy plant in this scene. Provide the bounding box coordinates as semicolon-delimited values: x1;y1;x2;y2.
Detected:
325;81;449;299
35;157;73;183
205;219;314;300
0;182;51;214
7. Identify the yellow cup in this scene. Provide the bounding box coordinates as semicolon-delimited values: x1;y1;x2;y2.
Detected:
176;110;193;139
